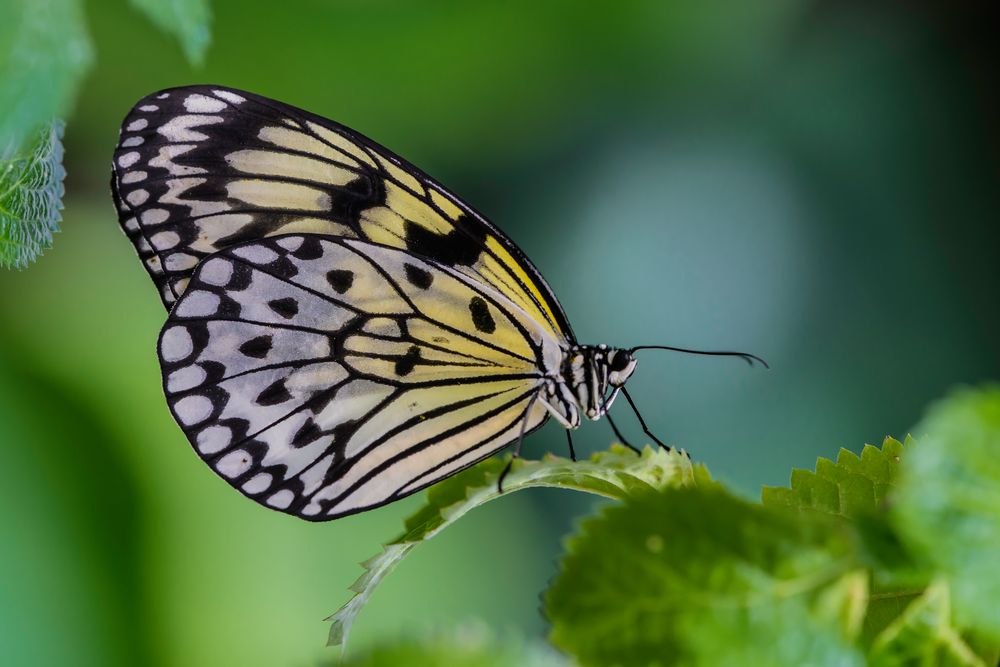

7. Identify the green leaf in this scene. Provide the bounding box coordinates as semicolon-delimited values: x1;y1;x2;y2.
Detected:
762;436;931;644
545;485;864;667
892;385;1000;641
331;627;568;667
0;0;93;154
869;580;990;667
327;445;706;650
129;0;211;65
761;436;906;518
0;120;66;268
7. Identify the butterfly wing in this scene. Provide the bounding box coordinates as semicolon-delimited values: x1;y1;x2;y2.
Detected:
112;85;574;343
159;234;554;520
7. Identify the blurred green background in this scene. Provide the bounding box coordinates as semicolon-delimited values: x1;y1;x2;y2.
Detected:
2;0;998;665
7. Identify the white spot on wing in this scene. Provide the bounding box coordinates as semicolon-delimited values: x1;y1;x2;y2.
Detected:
167;364;206;392
174;394;213;425
165;253;199;272
139;105;159;112
121;136;144;147
140;208;170;225
217;450;253;478
125;189;149;205
150;231;180;250
161;326;193;361
231;244;279;265
184;93;228;113
276;236;304;251
175;290;220;317
158;114;223;142
121;170;147;184
118;152;140;168
196;425;231;454
267;489;294;509
199;258;233;286
242;473;272;494
213;90;246;104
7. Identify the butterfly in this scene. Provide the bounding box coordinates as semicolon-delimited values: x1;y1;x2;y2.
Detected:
111;85;765;520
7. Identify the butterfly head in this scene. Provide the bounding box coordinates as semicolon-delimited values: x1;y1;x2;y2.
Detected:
544;344;636;426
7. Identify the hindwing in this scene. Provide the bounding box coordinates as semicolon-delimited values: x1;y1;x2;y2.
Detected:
159;234;552;520
112;85;574;343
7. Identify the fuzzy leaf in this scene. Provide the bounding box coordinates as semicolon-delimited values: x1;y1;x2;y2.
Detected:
327;445;707;650
869;580;990;667
129;0;211;65
0;0;93;155
329;627;568;667
0;120;65;268
892;385;1000;641
545;485;864;667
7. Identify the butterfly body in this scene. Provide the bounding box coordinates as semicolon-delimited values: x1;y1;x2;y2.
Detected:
112;85;713;520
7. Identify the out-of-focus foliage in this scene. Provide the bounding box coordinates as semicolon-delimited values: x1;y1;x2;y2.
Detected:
3;1;999;665
0;0;211;267
534;386;1000;667
893;386;1000;641
128;0;211;66
329;446;706;649
0;120;65;268
0;0;92;155
330;629;567;667
545;485;865;666
869;581;988;667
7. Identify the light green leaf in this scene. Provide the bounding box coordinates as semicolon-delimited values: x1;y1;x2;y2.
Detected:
892;385;1000;641
545;485;864;667
0;0;93;155
0;120;65;268
327;445;706;650
869;580;989;667
129;0;211;65
329;627;568;667
762;436;906;517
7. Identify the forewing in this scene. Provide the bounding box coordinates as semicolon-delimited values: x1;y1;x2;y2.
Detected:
113;85;573;342
159;234;549;520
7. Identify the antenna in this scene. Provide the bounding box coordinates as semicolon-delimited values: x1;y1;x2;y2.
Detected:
628;345;769;369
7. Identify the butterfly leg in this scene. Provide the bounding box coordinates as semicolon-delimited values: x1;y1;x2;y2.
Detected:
605;412;641;455
566;429;577;462
621;386;670;452
498;393;542;494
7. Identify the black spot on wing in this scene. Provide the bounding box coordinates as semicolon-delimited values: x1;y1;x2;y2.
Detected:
468;296;496;334
256;379;292;406
239;335;273;359
291;236;324;260
326;269;354;294
394;345;421;376
403;263;433;289
291;418;323;448
403;214;485;267
267;297;299;319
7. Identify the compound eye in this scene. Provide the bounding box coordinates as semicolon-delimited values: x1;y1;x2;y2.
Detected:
608;352;632;373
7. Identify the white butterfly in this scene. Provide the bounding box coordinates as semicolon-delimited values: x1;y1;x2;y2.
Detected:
112;86;764;520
